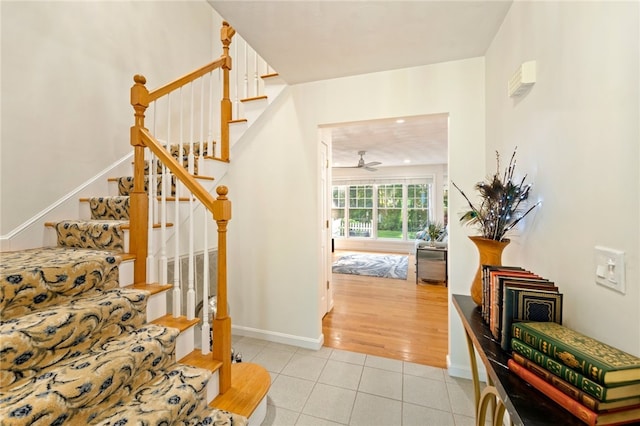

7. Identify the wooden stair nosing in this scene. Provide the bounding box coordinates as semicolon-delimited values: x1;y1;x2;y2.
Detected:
179;349;223;373
126;282;173;296
240;95;268;103
121;222;173;230
151;314;200;332
261;73;279;79
203;155;229;164
209;362;271;419
193;175;215;181
44;221;172;229
228;118;248;124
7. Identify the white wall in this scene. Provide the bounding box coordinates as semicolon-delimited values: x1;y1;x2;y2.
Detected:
225;59;486;354
1;1;219;237
485;2;640;354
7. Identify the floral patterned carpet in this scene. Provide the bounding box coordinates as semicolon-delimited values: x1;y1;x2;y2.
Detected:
0;247;245;425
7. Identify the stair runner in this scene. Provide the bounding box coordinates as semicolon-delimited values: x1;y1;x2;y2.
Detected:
50;142;209;253
0;247;245;425
0;140;245;424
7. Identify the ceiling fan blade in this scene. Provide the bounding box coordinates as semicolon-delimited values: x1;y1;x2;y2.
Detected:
365;161;381;167
364;166;378;172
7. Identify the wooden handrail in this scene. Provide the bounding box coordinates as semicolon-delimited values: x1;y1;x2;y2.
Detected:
139;129;216;211
147;57;226;103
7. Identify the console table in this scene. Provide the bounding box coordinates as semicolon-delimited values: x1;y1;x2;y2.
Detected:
452;294;584;426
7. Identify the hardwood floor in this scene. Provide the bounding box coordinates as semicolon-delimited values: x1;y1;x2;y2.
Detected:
322;250;449;369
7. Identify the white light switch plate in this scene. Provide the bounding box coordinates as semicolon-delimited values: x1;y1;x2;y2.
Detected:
594;246;626;294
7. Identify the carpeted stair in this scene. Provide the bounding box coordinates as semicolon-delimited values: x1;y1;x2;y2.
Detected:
0;247;245;425
1;141;247;424
46;142;211;253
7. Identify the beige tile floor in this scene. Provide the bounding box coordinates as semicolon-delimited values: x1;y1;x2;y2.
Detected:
231;335;481;426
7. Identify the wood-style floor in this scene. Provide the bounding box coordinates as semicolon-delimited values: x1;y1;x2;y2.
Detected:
322;250;449;369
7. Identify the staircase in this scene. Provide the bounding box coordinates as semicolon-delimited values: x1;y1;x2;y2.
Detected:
0;21;285;425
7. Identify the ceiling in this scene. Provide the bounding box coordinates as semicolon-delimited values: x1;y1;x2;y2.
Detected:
208;1;512;168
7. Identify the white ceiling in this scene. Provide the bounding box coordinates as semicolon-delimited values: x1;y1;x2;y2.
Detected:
208;0;512;168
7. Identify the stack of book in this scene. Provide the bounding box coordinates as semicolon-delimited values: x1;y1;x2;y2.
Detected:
509;321;640;425
481;264;563;350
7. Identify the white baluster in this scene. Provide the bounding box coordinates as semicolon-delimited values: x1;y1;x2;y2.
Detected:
198;76;206;172
187;82;196;321
254;49;259;98
159;94;170;286
200;216;210;355
188;81;195;176
146;101;157;283
173;87;183;318
244;40;249;99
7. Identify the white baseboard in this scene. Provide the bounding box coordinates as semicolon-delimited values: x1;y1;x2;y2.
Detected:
232;325;324;350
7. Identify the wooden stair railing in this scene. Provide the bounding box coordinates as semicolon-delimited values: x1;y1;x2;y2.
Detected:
129;21;235;393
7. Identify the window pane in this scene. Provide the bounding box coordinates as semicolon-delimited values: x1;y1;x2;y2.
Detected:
347;185;373;238
377;184;403;239
408;184;430;236
332;186;346;237
349;185;373;208
349;209;372;237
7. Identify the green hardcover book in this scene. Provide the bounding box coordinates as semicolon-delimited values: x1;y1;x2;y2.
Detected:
511;352;640;412
511;338;640;401
512;322;640;386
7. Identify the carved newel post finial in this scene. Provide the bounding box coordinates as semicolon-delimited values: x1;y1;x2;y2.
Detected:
216;185;228;199
130;74;149;132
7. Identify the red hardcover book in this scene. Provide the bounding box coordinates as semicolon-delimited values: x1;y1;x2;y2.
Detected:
481;265;526;323
508;359;640;425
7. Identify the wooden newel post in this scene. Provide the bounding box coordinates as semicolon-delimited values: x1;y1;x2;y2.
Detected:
220;21;235;162
130;74;150;284
212;185;232;392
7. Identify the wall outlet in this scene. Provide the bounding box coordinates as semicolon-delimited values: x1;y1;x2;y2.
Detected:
594;246;625;294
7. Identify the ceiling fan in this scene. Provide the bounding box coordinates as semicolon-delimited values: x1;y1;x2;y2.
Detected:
334;150;381;172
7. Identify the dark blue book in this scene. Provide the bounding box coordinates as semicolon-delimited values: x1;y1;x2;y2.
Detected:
500;285;562;351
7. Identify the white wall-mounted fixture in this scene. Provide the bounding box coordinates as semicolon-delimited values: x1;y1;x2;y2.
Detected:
508;60;536;97
594;246;626;294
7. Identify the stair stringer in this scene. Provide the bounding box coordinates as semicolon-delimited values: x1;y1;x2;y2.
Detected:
230;74;287;148
0;152;134;252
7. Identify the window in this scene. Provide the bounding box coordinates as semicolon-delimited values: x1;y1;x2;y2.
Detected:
332;186;346;237
332;179;432;241
407;183;430;235
377;184;403;239
348;185;373;237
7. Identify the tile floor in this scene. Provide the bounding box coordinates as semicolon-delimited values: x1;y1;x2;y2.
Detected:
231;335;483;426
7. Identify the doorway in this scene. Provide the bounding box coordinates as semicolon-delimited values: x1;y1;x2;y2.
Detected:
319;113;450;368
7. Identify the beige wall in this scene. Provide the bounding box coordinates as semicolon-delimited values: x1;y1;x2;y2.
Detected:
485;1;639;354
1;1;219;236
224;58;486;357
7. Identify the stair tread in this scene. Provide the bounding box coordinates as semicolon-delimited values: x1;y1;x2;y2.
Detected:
0;288;149;391
127;282;173;296
241;95;268;102
152;313;200;332
88;363;214;425
210;362;271;418
0;325;181;422
0;247;121;320
179;349;223;372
